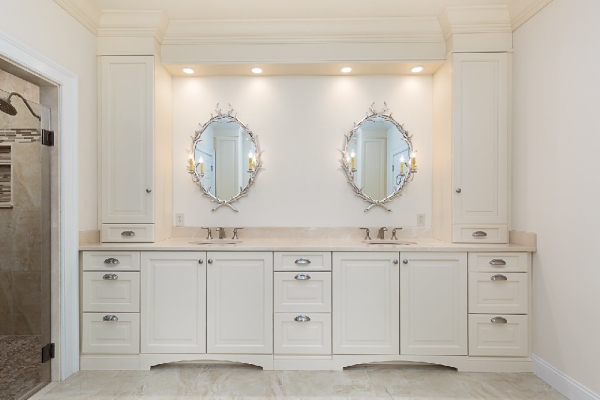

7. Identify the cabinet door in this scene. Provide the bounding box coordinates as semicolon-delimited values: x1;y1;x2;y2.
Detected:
141;252;206;354
452;53;508;225
400;252;467;355
207;252;273;354
333;252;399;355
101;56;154;224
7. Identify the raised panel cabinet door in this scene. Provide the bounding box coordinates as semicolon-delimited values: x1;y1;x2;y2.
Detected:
101;56;154;224
400;252;467;355
452;53;508;225
333;252;399;355
207;252;273;354
141;252;206;354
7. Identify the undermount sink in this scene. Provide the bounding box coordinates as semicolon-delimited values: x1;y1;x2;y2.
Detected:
189;240;242;245
362;240;415;245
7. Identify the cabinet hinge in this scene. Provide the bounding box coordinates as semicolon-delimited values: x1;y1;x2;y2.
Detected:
42;130;54;147
41;343;55;363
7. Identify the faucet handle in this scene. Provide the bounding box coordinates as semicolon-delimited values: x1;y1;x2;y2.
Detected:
391;227;403;240
359;228;371;241
201;227;212;240
232;227;244;240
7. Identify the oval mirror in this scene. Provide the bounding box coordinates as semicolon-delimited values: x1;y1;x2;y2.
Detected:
189;105;261;211
341;103;416;212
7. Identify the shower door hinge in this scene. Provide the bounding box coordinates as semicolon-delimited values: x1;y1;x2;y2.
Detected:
41;343;55;363
42;130;54;147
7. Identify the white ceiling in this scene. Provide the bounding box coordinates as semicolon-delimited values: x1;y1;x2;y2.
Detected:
90;0;514;20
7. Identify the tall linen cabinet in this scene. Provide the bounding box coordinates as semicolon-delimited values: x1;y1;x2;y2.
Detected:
433;53;510;244
99;55;172;242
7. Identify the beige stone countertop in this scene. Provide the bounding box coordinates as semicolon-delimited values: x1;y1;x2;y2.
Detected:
79;237;536;252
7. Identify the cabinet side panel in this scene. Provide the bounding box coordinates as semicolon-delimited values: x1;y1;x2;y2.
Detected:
432;58;453;242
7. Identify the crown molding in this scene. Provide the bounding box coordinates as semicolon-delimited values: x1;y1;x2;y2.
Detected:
438;5;512;40
53;0;101;35
509;0;553;31
98;10;170;43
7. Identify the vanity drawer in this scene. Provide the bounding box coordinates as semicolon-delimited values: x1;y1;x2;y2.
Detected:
81;313;140;354
82;251;141;271
453;225;508;244
274;313;331;355
468;273;528;314
101;224;154;243
275;252;332;271
468;253;529;273
468;314;528;357
274;272;331;313
82;272;140;313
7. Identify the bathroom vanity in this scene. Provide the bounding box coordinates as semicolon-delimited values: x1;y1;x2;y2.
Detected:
79;237;534;372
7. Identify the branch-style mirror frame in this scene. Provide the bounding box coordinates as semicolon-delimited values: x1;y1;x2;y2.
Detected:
340;103;417;212
189;104;262;212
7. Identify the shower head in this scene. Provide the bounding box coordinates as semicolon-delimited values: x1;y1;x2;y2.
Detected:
0;92;41;120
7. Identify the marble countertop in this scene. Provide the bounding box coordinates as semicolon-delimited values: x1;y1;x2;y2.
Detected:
79;237;536;252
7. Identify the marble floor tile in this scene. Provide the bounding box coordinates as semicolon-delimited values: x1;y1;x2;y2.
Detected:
34;364;567;400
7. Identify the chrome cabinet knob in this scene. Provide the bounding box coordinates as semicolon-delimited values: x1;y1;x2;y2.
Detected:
121;231;136;237
294;273;311;280
102;274;118;280
490;317;508;324
393;259;399;264
294;258;311;265
103;258;120;265
489;259;506;266
198;259;204;264
456;188;462;193
491;274;508;281
294;315;311;322
403;259;409;264
103;315;118;322
207;259;213;264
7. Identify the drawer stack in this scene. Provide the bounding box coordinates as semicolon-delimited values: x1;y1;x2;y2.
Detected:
467;252;530;357
273;252;332;355
81;251;141;354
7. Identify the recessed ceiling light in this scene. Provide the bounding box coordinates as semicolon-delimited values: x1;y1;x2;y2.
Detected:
183;68;195;74
411;66;424;73
341;67;352;73
252;68;263;74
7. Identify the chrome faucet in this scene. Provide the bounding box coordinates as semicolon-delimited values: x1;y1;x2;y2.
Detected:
377;227;388;240
216;227;227;239
201;227;212;240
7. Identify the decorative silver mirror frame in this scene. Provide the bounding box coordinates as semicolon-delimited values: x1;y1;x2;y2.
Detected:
189;104;262;212
341;103;417;212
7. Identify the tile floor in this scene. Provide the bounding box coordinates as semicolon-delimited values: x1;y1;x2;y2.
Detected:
32;363;566;400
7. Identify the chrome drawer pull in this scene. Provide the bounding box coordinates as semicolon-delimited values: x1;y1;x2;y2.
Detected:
294;258;311;265
472;231;488;238
491;317;508;324
491;274;507;281
294;273;311;280
102;274;118;280
294;315;311;322
103;315;119;322
121;231;136;237
489;259;507;266
103;258;120;265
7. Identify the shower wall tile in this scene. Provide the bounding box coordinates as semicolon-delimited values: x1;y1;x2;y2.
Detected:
0;129;42;143
0;69;40;103
14;312;41;336
0;271;12;314
12;272;41;315
0;313;14;335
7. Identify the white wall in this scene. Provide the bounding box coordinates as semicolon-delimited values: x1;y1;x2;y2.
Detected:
513;0;600;394
173;75;432;227
0;0;98;231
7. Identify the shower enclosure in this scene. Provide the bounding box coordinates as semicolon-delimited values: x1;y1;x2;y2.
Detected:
0;87;52;399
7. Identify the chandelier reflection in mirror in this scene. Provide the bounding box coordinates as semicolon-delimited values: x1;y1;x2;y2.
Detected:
189;104;262;212
341;103;417;212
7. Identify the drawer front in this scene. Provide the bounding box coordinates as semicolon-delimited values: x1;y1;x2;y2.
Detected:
82;251;141;271
469;273;528;314
468;314;528;357
274;313;331;355
274;272;331;313
101;224;154;243
83;272;140;312
468;252;529;273
275;252;332;271
453;225;508;244
82;313;140;354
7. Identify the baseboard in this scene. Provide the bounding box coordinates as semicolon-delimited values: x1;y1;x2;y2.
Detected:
532;354;599;400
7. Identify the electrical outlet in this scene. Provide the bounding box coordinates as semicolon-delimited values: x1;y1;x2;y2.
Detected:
175;213;185;227
417;214;426;227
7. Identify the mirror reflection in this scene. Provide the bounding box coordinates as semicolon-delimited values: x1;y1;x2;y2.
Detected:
190;105;261;212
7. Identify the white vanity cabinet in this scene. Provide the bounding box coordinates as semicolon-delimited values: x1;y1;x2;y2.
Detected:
433;52;509;244
400;252;468;355
99;55;172;243
333;252;399;355
141;252;206;354
206;252;273;354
